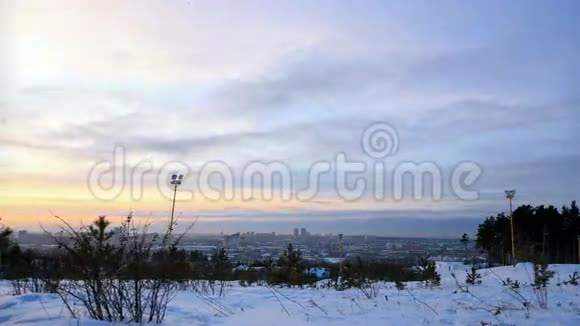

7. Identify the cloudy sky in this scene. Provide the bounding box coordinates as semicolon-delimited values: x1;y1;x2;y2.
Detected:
1;0;578;236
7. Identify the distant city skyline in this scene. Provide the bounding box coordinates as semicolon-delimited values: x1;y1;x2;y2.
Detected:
10;216;493;238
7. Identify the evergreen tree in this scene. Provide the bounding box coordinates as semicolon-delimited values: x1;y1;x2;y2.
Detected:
465;265;482;285
0;219;14;267
476;201;579;264
211;248;231;280
460;233;470;251
278;243;304;286
417;256;440;287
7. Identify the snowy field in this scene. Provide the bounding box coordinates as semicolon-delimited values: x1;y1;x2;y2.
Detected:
1;263;579;325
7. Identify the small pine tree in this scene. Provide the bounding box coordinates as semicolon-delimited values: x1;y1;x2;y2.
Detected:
395;279;407;291
502;277;520;289
0;219;15;267
212;248;231;279
418;256;441;287
460;233;470;252
394;279;406;304
278;243;304;286
465;265;482;285
533;263;554;309
563;272;579;286
533;263;554;288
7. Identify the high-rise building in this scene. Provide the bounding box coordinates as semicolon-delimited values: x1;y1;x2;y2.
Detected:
293;228;299;237
300;227;309;237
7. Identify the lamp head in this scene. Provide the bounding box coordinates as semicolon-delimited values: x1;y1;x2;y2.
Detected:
505;189;516;199
171;174;184;185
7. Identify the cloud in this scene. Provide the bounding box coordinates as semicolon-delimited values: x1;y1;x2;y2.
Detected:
210;50;401;114
2;0;579;233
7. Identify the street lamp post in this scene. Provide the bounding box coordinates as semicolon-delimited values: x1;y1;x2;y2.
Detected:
505;189;516;266
168;174;183;235
338;233;344;281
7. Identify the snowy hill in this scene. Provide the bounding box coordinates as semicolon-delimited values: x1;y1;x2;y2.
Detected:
1;263;579;325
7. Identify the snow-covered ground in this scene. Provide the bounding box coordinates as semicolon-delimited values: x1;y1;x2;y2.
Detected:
1;263;579;325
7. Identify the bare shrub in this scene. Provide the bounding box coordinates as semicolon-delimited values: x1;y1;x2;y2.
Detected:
47;213;190;323
360;279;380;299
337;257;381;298
207;248;231;296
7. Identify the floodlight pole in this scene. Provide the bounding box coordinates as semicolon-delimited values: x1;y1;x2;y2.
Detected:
509;196;515;265
168;174;183;239
338;233;344;278
170;182;178;232
505;190;516;266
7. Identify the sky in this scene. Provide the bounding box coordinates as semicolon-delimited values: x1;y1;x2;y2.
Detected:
0;0;579;236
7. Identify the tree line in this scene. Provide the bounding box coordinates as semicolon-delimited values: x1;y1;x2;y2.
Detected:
476;200;579;265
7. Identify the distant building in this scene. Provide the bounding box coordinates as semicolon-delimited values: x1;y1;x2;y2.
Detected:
293;228;299;237
300;227;309;237
223;233;240;248
386;242;404;250
17;230;28;240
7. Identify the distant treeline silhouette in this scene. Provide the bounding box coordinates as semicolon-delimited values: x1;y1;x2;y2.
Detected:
476;201;579;264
